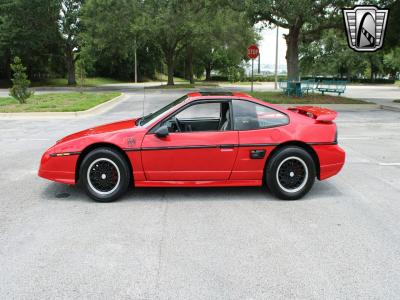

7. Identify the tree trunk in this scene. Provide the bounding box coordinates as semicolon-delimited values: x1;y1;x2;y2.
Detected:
285;26;301;81
66;46;76;85
186;45;194;84
205;64;212;81
166;52;174;85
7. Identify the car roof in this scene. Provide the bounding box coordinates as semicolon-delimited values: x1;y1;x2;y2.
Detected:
186;91;253;100
185;91;289;115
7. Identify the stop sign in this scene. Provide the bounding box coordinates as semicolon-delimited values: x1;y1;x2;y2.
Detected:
247;44;259;59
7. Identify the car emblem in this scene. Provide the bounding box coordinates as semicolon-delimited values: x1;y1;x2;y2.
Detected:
127;137;136;147
342;5;389;52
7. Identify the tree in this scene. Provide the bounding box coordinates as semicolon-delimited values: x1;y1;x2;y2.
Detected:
81;0;151;81
59;0;83;85
384;0;400;49
384;47;400;79
240;0;350;80
300;29;368;79
145;0;205;85
0;0;62;80
9;57;33;104
193;7;257;81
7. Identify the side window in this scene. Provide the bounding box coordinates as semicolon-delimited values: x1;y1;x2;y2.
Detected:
176;102;220;119
160;101;232;133
233;100;289;130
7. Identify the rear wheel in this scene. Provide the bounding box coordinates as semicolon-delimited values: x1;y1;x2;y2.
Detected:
79;147;131;202
266;146;315;200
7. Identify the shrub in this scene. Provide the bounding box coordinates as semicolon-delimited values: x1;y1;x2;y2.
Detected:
9;57;33;103
227;66;245;82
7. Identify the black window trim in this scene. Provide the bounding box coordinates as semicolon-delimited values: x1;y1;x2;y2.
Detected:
148;98;234;134
231;98;290;131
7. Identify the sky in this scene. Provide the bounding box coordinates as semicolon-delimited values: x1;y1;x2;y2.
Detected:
257;25;288;67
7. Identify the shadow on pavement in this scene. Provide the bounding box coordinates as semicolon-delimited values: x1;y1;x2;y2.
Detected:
40;180;341;203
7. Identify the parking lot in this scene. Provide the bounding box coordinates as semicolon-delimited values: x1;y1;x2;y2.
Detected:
1;90;400;299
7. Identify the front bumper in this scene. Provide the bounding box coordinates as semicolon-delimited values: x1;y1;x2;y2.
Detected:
38;146;78;185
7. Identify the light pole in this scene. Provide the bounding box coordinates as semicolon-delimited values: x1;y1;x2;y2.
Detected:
274;26;279;90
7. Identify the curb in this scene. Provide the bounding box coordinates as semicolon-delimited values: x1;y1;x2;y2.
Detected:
0;93;127;120
380;104;400;112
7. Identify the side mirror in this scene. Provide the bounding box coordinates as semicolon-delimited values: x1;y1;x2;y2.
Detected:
155;125;169;138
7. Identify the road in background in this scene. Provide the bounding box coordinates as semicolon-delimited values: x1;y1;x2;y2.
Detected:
1;90;400;299
1;82;399;109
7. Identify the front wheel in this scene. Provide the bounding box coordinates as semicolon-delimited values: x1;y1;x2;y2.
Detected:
79;147;131;202
266;146;316;200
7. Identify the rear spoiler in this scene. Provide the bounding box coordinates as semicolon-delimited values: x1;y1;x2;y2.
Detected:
287;106;337;123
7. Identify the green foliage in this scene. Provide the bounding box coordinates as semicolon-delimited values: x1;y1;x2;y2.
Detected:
300;28;400;80
384;47;400;78
191;6;258;79
9;57;33;104
0;0;62;79
227;66;246;82
300;29;368;78
1;0;398;85
81;0;159;80
243;0;352;79
385;0;400;49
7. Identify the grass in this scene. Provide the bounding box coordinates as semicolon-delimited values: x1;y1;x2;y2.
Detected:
219;81;262;85
248;91;370;104
154;73;189;83
0;92;121;113
34;77;130;87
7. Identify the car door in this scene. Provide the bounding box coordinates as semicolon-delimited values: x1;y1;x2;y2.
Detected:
230;100;290;180
141;100;239;181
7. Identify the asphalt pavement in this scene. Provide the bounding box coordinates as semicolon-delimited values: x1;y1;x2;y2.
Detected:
1;82;400;110
1;90;400;299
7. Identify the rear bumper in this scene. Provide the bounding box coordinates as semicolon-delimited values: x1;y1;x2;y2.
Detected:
319;161;345;180
311;144;345;180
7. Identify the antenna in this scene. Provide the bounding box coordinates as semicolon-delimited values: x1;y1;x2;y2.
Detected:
142;85;146;117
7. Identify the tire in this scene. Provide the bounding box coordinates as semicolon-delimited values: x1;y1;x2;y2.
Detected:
265;146;316;200
79;147;131;202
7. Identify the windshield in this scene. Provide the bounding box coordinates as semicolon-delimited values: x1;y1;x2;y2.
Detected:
137;95;188;126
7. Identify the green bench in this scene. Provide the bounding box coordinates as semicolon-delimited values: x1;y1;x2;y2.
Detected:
315;80;347;95
278;80;302;96
278;79;316;97
300;79;316;95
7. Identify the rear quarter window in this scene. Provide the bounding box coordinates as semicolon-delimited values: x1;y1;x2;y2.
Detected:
233;100;289;130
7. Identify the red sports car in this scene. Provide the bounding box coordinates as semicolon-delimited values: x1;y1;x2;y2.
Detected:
38;92;345;202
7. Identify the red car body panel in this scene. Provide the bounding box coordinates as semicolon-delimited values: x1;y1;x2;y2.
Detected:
141;131;239;180
38;92;345;187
